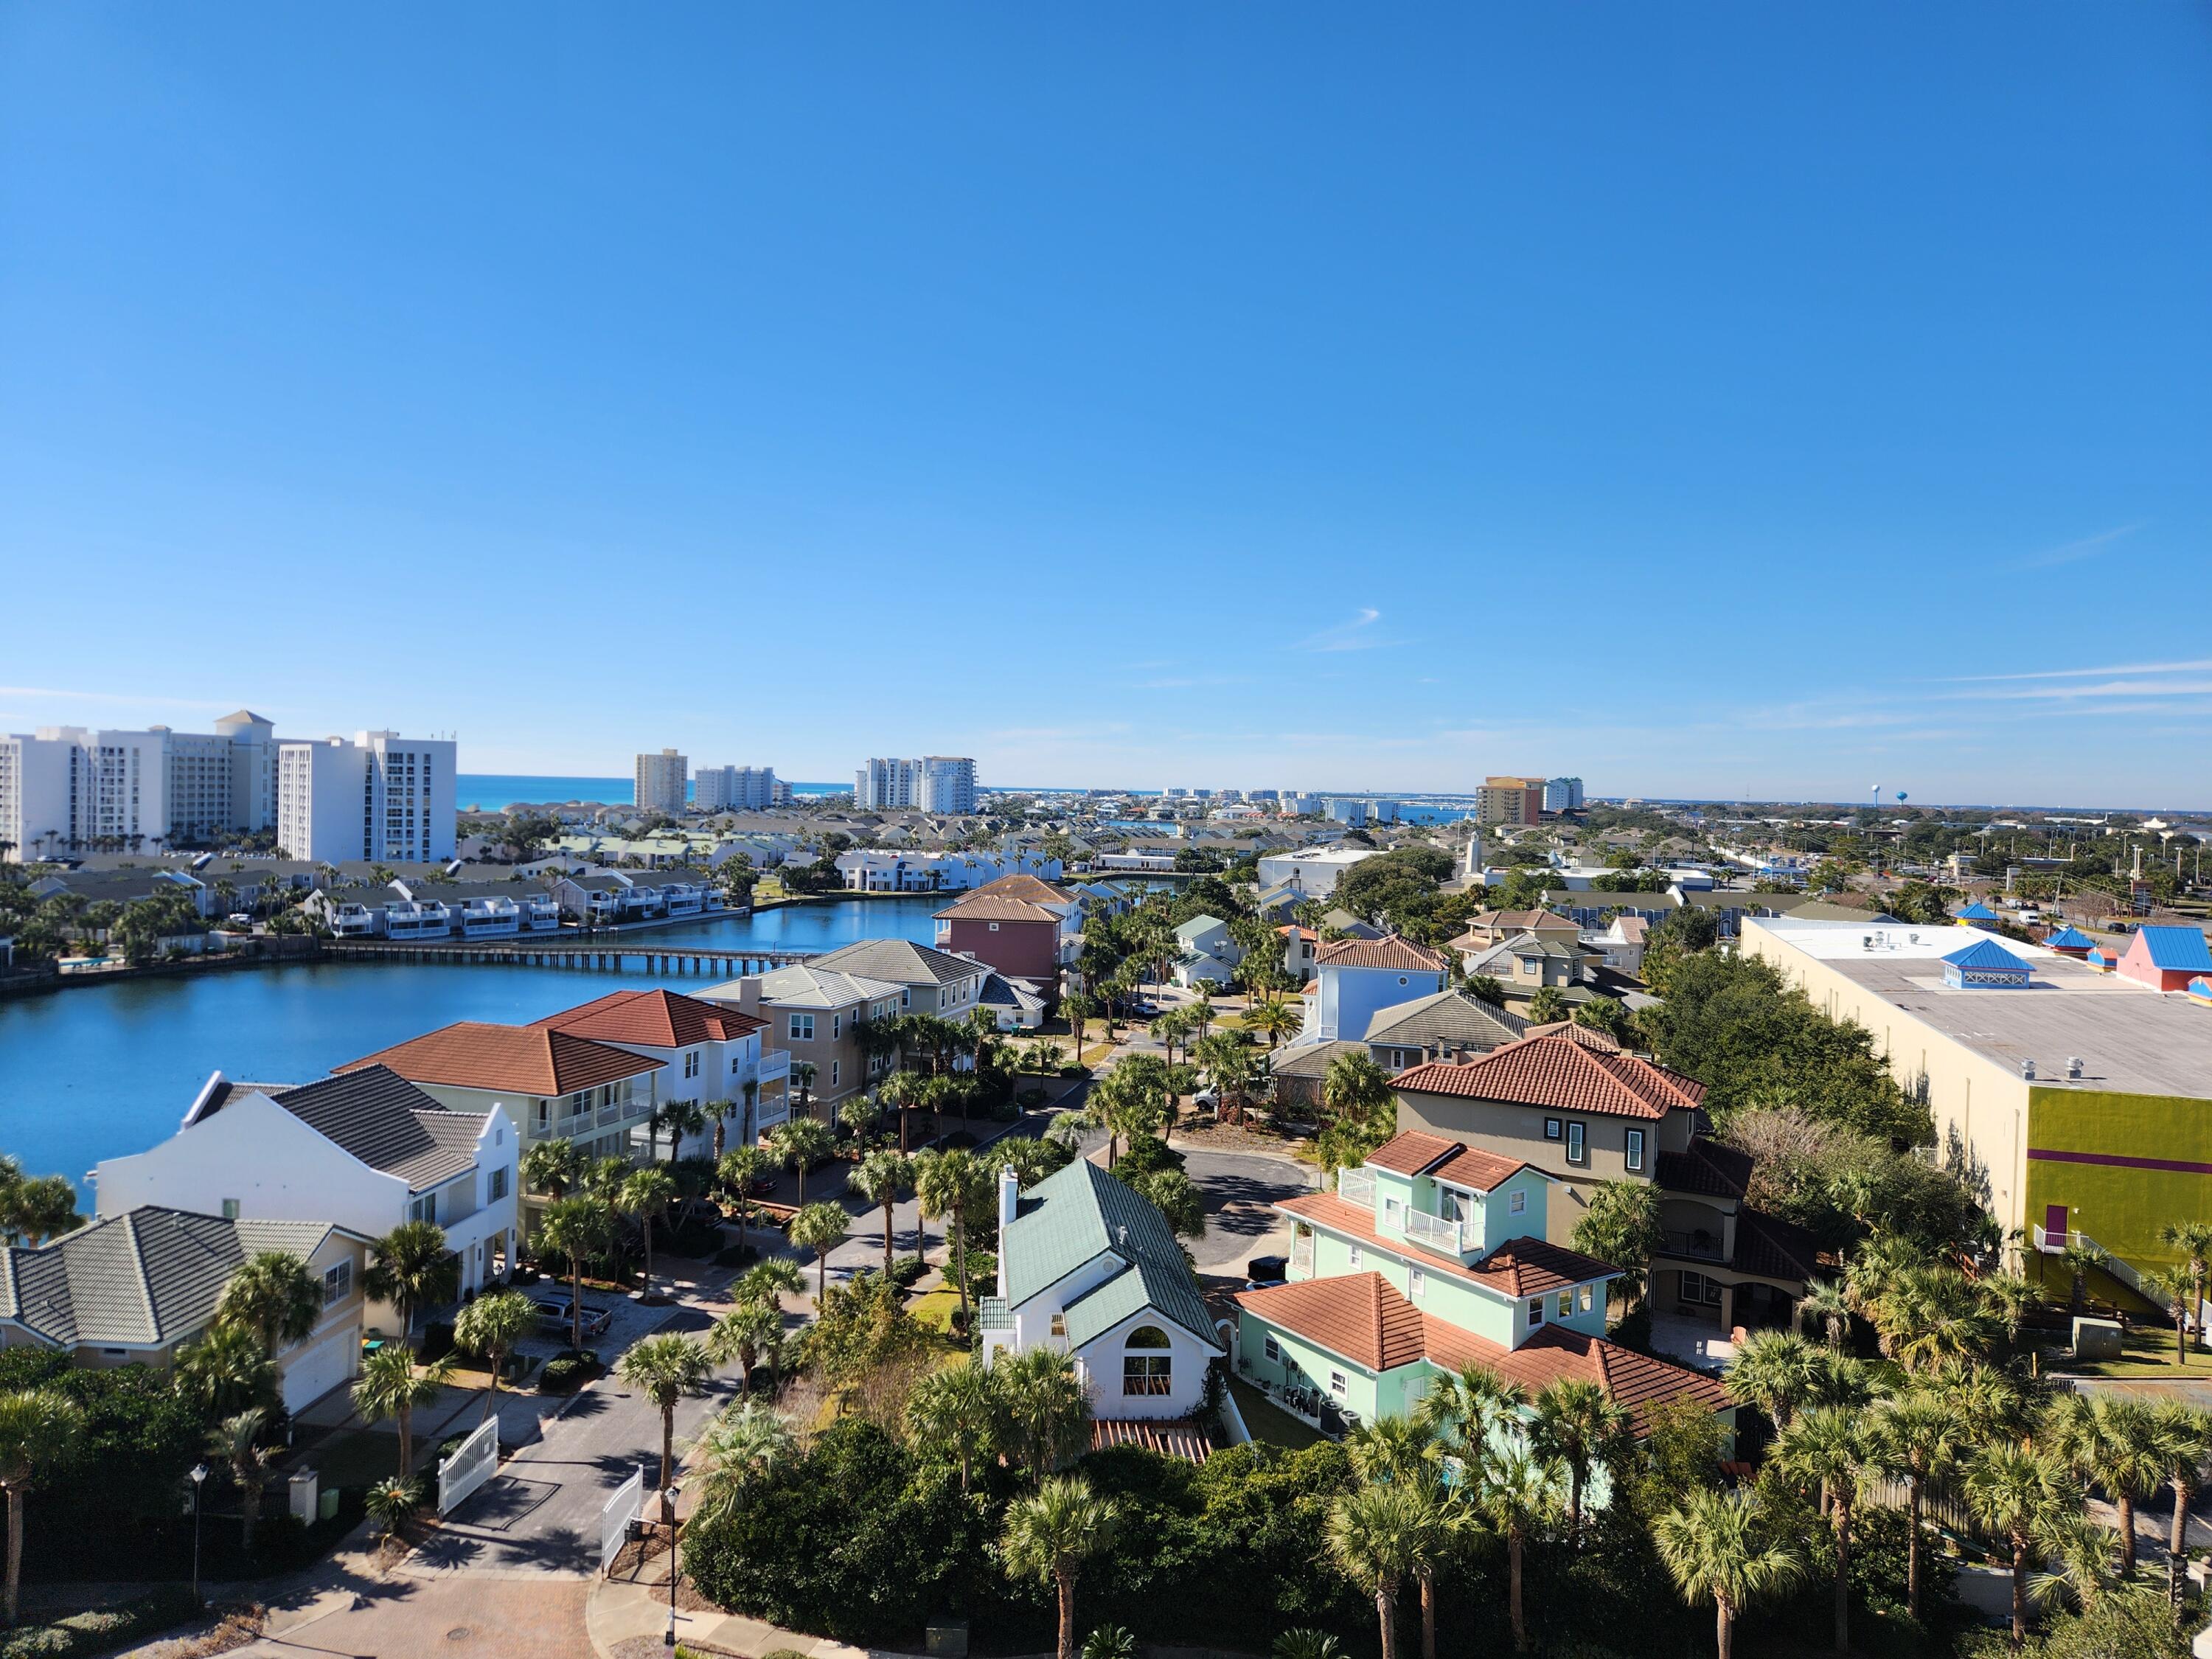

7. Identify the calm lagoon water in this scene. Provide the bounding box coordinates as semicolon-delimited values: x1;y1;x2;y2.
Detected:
0;897;943;1195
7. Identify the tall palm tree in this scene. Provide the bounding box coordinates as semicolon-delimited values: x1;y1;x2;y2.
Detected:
521;1136;583;1199
217;1251;324;1357
2142;1267;2197;1368
351;1343;458;1479
209;1408;276;1554
2158;1220;2212;1340
692;1400;795;1524
790;1060;818;1113
1870;1391;1965;1620
616;1166;678;1298
995;1346;1092;1480
1725;1329;1820;1430
537;1195;613;1354
175;1322;279;1417
1775;1405;1877;1652
2057;1239;2107;1318
789;1202;849;1299
616;1335;712;1523
717;1145;772;1259
906;1362;1001;1492
706;1299;784;1396
363;1220;459;1346
1528;1378;1628;1543
1414;1362;1525;1491
914;1147;990;1332
768;1116;835;1203
1320;1051;1391;1125
2152;1403;2212;1604
1343;1417;1453;1659
849;1149;915;1276
1480;1445;1560;1652
1324;1481;1425;1659
650;1098;708;1164
2086;1394;2165;1577
1963;1441;2073;1649
1244;996;1299;1049
1652;1486;1805;1659
0;1390;80;1624
1795;1279;1854;1351
453;1289;536;1424
1001;1475;1122;1659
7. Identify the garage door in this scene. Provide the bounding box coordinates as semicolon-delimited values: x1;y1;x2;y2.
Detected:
282;1327;358;1412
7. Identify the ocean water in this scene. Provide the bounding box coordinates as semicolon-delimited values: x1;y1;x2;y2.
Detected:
457;774;846;811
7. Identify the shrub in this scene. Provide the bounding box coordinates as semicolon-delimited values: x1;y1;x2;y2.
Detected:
538;1352;602;1394
1058;1063;1088;1078
1017;1085;1048;1108
887;1256;928;1289
0;1586;199;1659
418;1321;457;1363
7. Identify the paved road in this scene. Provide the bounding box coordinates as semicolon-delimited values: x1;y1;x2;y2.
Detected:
1064;1125;1314;1272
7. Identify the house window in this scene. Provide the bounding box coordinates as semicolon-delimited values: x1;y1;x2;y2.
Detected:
1048;1313;1067;1338
1577;1284;1594;1313
488;1167;509;1203
1509;1189;1526;1214
790;1013;814;1042
1347;1245;1362;1269
989;922;1000;932
1557;1290;1573;1318
1382;1197;1399;1219
1625;1129;1644;1172
732;1056;742;1074
902;990;912;1009
411;1194;436;1223
322;1261;352;1307
1680;1272;1724;1307
537;1100;549;1130
1544;1118;1561;1141
1263;1333;1281;1365
1566;1121;1585;1165
684;1051;700;1079
1329;1370;1349;1398
1122;1326;1174;1396
1410;1267;1427;1298
1397;976;1408;986
220;1198;240;1220
1528;1297;1545;1326
832;1061;841;1088
832;1013;842;1040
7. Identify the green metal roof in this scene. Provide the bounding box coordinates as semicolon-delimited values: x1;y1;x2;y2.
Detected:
1000;1159;1222;1351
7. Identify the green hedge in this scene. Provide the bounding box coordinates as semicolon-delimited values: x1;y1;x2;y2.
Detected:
1;1585;199;1659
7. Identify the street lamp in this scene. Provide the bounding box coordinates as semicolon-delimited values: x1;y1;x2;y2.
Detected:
662;1483;682;1648
188;1463;209;1606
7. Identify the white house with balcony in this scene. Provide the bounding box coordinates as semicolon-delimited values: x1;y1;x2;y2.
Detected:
92;1063;520;1312
979;1161;1225;1430
530;989;786;1154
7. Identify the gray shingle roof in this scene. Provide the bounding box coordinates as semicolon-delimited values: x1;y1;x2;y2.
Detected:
1001;1161;1222;1352
810;939;990;990
265;1065;484;1192
1363;990;1528;1051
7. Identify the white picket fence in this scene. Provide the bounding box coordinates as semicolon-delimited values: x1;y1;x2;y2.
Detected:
437;1417;499;1515
600;1464;645;1575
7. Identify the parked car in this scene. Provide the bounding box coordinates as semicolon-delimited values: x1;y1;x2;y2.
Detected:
1244;1254;1289;1290
534;1297;612;1338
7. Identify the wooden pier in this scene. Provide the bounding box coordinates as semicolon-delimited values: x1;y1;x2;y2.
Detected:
321;940;820;978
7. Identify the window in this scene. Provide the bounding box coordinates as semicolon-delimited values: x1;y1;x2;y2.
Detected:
1625;1128;1645;1172
1409;1267;1427;1298
732;1055;742;1074
789;1013;814;1042
322;1261;352;1307
1679;1272;1724;1307
1347;1245;1362;1269
831;1061;841;1088
488;1167;509;1203
1049;1313;1067;1338
1122;1326;1173;1396
411;1194;436;1223
989;922;1000;932
1382;1197;1400;1219
220;1198;240;1220
537;1101;549;1130
684;1051;700;1079
1509;1189;1526;1214
1528;1297;1545;1326
1544;1117;1562;1141
1263;1333;1281;1365
832;1013;842;1040
1397;976;1408;986
1329;1370;1349;1398
1577;1284;1594;1313
1557;1290;1573;1318
1566;1121;1585;1164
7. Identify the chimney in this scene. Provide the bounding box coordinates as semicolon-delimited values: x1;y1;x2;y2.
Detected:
998;1165;1019;1229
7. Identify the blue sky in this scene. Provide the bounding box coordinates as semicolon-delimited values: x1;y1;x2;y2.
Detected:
3;5;2207;806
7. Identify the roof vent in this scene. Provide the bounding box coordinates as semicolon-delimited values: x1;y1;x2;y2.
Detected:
2067;1056;2084;1080
2021;1057;2037;1081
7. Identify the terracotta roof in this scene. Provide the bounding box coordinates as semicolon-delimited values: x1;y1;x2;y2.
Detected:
1391;1034;1705;1121
533;989;766;1048
1653;1138;1753;1200
1313;935;1448;973
1089;1417;1215;1464
1234;1273;1428;1370
1459;909;1578;936
970;873;1077;904
340;1021;661;1096
1276;1192;1614;1294
1365;1130;1531;1194
933;893;1060;923
1523;1020;1625;1052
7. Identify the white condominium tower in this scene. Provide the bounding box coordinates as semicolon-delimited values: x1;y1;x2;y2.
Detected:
634;748;689;815
694;765;785;811
0;709;281;860
855;756;977;814
277;732;457;863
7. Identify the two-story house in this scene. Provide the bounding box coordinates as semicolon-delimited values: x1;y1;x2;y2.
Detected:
1390;1033;1818;1358
700;965;903;1113
1455;931;1601;998
532;989;784;1154
1170;914;1242;989
1235;1128;1730;1438
0;1208;372;1412
981;1161;1225;1446
1361;990;1527;1072
933;874;1082;1001
1295;935;1448;1044
809;939;990;1025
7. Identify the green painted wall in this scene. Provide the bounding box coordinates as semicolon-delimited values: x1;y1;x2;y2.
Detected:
2027;1086;2212;1287
1236;1311;1381;1419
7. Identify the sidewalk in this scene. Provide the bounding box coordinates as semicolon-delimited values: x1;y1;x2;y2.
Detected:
586;1573;895;1659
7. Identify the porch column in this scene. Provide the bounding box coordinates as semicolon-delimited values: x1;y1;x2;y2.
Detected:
1718;1281;1736;1335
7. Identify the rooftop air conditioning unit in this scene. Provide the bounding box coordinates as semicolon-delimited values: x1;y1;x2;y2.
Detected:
2021;1058;2037;1081
2067;1057;2084;1080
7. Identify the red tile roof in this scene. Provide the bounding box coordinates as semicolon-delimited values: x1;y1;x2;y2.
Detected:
1391;1034;1705;1121
1090;1417;1215;1464
972;873;1077;904
532;988;766;1048
1235;1272;1730;1435
934;893;1060;922
1365;1130;1530;1193
1313;935;1449;973
1276;1191;1615;1295
340;1022;661;1096
1523;1020;1626;1052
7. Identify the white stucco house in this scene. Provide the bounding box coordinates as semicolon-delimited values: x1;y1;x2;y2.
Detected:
529;988;786;1156
980;1160;1225;1444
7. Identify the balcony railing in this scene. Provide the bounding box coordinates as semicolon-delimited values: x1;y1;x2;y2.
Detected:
1660;1228;1728;1263
1402;1208;1472;1256
1338;1169;1376;1208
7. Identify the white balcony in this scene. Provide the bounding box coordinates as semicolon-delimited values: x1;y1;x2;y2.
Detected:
1337;1168;1376;1208
1402;1207;1472;1256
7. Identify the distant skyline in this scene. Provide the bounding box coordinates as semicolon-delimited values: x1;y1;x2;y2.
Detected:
3;6;2207;805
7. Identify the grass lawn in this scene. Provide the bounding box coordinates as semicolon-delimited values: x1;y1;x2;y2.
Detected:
1229;1378;1323;1450
908;1287;964;1335
2051;1327;2203;1379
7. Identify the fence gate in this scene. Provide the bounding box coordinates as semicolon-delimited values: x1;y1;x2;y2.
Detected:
437;1418;499;1515
600;1464;645;1574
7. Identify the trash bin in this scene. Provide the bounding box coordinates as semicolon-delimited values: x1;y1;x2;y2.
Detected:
288;1470;319;1525
319;1486;341;1523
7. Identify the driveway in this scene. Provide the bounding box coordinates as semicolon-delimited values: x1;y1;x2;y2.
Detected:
226;1572;594;1659
1066;1125;1315;1273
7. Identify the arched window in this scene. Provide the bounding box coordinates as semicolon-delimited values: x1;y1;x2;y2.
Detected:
1123;1325;1173;1396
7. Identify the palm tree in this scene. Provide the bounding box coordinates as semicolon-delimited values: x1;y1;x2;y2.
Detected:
995;1346;1092;1479
2152;1403;2212;1603
1775;1405;1877;1652
706;1299;784;1395
692;1400;795;1524
217;1251;324;1357
1481;1445;1560;1652
537;1195;614;1354
849;1149;915;1276
914;1147;991;1333
790;1060;818;1113
1001;1475;1122;1659
1528;1378;1628;1542
768;1116;835;1203
1964;1441;2073;1649
2158;1219;2212;1342
617;1166;678;1298
364;1475;424;1541
1725;1329;1820;1430
707;1097;735;1162
209;1408;277;1554
1653;1486;1805;1659
453;1290;536;1424
363;1220;459;1345
1325;1481;1425;1659
2143;1267;2197;1368
1870;1391;1964;1620
351;1343;458;1479
906;1362;1001;1492
521;1137;583;1199
1321;1050;1391;1124
789;1201;849;1298
1343;1417;1453;1659
2084;1394;2165;1578
0;1390;80;1624
1795;1279;1853;1351
717;1145;772;1258
650;1098;708;1164
175;1322;279;1416
1414;1362;1525;1490
1244;996;1299;1049
617;1335;712;1523
2058;1239;2107;1318
736;1256;804;1310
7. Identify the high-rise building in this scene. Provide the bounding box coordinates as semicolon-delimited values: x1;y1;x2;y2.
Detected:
0;709;285;860
278;732;457;863
695;765;783;812
1543;776;1585;813
633;749;689;815
1476;776;1547;827
855;757;978;814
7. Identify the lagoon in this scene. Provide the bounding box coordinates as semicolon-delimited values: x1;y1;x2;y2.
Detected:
0;897;945;1197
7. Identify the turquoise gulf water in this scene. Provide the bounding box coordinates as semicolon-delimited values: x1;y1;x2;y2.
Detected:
456;774;846;811
0;897;944;1197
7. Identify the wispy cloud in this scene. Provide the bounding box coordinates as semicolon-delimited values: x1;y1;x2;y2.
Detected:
1938;658;2212;684
1132;673;1252;691
1296;608;1395;653
2018;523;2143;569
0;685;234;711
